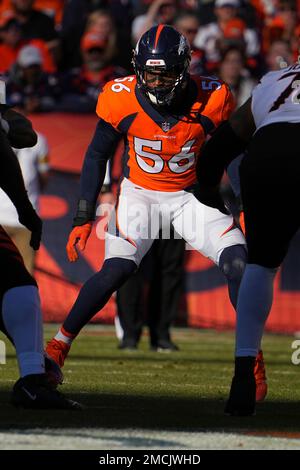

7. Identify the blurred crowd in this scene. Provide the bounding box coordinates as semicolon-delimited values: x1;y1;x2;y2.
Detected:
0;0;299;114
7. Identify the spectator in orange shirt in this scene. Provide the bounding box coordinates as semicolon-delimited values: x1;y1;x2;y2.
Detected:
262;0;300;60
194;0;260;71
250;0;278;25
6;44;61;113
0;18;56;74
85;9;118;61
0;0;60;65
59;29;128;113
34;0;65;27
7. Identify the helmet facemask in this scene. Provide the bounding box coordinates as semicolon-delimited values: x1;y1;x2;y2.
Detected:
135;61;190;107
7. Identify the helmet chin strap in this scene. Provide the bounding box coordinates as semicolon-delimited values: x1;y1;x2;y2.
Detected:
138;68;189;107
147;88;175;107
146;80;179;106
147;91;159;105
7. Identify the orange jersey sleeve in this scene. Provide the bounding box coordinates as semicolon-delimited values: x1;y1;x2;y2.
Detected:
195;77;236;128
96;76;136;130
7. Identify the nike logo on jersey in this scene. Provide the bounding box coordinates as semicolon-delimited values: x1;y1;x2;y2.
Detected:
21;386;37;401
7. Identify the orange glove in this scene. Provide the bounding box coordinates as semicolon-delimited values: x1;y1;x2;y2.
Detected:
66;222;92;262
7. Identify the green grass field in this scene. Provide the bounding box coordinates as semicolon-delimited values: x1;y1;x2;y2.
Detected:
1;325;300;449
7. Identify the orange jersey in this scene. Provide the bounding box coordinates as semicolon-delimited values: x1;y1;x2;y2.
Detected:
96;75;234;191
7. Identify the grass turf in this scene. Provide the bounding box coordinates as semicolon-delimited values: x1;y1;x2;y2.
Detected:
0;325;300;435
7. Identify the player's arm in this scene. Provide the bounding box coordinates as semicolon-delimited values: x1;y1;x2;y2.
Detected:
75;118;121;224
229;97;256;143
66;118;122;262
0;106;37;148
196;98;255;207
0;129;42;249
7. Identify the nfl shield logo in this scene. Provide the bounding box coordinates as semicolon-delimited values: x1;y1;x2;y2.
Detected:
162;121;170;132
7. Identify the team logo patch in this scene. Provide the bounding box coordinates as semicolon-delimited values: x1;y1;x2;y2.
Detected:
178;36;186;55
146;59;166;66
161;121;170;132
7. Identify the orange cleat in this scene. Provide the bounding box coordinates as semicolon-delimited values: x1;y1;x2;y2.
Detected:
46;338;70;368
45;354;64;388
239;210;246;235
254;350;268;402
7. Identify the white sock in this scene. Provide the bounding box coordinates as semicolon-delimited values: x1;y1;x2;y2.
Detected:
54;327;74;346
114;315;124;340
2;286;45;377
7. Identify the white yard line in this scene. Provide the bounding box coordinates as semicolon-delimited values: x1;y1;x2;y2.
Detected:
0;428;299;450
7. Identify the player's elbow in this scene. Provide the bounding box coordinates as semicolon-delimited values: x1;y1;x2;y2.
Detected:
24;128;38;148
8;127;37;148
3;109;38;148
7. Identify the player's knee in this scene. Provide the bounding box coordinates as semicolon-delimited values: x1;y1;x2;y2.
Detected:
101;258;137;285
219;245;247;283
0;262;37;336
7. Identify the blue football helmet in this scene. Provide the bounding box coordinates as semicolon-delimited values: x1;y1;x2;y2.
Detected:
133;24;191;107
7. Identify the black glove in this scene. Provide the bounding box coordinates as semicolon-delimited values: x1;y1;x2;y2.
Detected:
18;201;43;250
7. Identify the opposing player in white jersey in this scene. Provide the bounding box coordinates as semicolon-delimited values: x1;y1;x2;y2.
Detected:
197;62;300;415
0;104;80;410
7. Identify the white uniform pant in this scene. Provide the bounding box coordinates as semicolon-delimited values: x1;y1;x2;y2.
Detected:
105;178;245;266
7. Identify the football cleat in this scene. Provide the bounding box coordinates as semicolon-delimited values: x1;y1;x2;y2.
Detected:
254;350;268;402
224;374;256;416
225;356;256;416
11;374;82;410
150;340;179;352
44;353;64;388
45;338;70;368
118;338;138;350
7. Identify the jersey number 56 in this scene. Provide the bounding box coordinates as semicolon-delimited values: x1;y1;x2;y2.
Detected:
134;137;195;174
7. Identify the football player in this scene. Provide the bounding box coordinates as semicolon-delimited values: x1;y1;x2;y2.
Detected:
46;25;260;391
196;62;300;415
0;105;81;410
